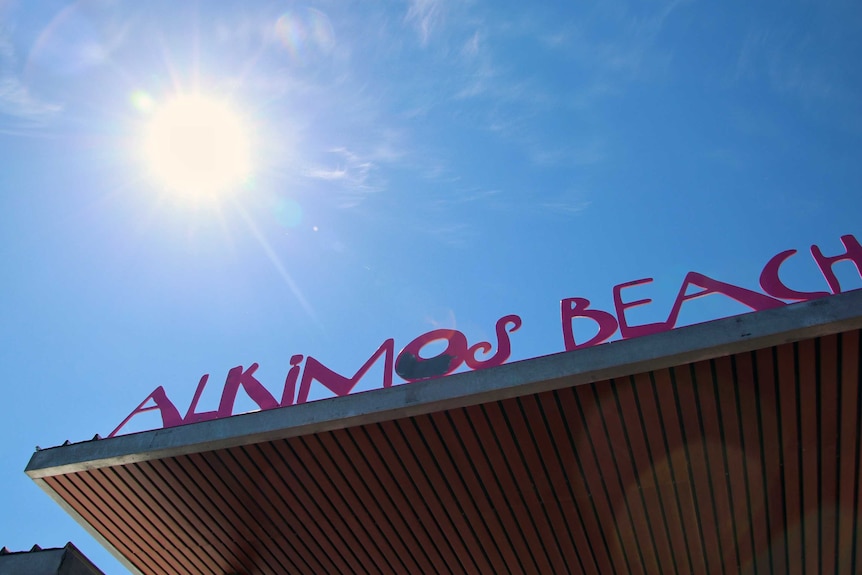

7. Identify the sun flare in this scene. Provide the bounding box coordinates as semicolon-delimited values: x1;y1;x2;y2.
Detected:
143;95;252;199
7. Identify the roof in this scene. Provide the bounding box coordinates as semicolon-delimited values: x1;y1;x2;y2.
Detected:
26;290;862;574
0;542;105;575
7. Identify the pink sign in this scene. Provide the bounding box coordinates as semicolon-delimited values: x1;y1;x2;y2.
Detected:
109;234;862;437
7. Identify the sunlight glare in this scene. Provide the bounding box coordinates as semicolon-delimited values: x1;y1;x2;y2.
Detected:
144;95;252;199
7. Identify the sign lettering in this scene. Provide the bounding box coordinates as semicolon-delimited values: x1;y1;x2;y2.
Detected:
109;234;862;437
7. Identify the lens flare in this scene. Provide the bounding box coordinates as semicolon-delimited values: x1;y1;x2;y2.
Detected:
273;196;303;228
130;90;154;113
274;8;334;63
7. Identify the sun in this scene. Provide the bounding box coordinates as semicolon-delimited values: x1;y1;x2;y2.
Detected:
143;95;252;200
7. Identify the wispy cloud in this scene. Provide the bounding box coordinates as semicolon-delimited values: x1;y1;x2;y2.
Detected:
736;28;839;106
405;0;446;46
729;13;862;135
0;77;62;119
535;0;685;99
306;147;375;184
420;221;477;247
0;31;61;125
428;187;502;209
528;140;607;168
304;147;385;208
539;198;591;215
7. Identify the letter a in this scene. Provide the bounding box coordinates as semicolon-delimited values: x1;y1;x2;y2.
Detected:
759;250;829;301
666;272;785;329
108;386;183;437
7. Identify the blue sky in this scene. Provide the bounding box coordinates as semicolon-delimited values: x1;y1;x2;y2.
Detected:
2;0;861;572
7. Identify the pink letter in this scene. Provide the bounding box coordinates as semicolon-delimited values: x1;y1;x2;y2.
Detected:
465;314;522;370
107;386;183;437
280;355;304;407
666;272;785;328
613;278;673;338
217;363;279;418
297;339;395;404
395;329;469;382
560;297;618;351
759;249;829;301
810;234;862;294
183;374;221;424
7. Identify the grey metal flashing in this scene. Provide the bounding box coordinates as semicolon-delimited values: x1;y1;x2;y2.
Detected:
25;289;862;478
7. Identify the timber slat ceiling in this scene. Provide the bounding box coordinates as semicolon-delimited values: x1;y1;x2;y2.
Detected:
40;329;862;574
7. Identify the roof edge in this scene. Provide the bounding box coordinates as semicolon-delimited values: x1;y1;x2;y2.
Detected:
26;289;862;478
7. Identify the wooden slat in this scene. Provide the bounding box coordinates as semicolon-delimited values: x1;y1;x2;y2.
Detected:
130;459;253;573
818;334;840;575
597;378;661;573
329;427;429;574
776;342;803;575
836;330;861;573
754;345;786;574
89;466;209;575
693;359;737;575
612;376;677;574
167;454;278;574
360;423;455;574
424;408;514;571
850;331;862;575
345;424;444;573
73;469;189;575
483;401;566;573
115;462;232;573
505;396;587;573
653;367;708;574
147;458;262;573
46;475;163;575
797;338;820;575
372;419;465;573
279;435;380;574
543;389;619;573
630;371;691;575
246;441;354;574
579;382;649;574
430;408;524;573
306;431;409;574
219;446;335;574
712;355;754;573
447;407;539;573
673;363;723;574
412;414;510;573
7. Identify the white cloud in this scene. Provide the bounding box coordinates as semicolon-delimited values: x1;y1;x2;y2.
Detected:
0;32;62;123
735;27;847;108
539;199;591;215
529;141;607;168
304;147;384;207
0;77;62;120
405;0;445;45
462;30;480;58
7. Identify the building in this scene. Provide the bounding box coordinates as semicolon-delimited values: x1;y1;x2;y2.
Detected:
25;289;862;574
0;543;105;575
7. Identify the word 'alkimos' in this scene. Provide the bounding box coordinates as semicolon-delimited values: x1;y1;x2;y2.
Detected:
110;234;862;437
